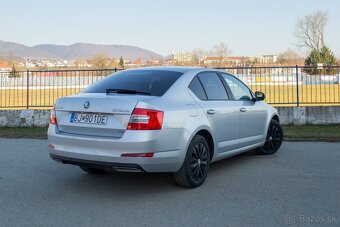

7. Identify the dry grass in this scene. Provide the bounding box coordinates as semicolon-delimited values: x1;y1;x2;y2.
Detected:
0;88;82;108
0;84;339;109
249;84;340;105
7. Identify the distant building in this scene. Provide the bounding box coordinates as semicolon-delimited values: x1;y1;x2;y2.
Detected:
77;62;92;68
24;60;36;68
224;56;248;64
162;58;176;66
0;61;11;72
260;55;277;63
173;51;194;62
203;56;249;65
202;57;220;65
124;59;144;67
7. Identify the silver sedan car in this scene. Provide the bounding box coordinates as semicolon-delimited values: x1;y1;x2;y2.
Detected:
48;67;283;188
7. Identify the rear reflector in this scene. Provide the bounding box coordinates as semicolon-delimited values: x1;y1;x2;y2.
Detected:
127;108;163;130
48;144;55;149
50;104;57;125
121;152;154;158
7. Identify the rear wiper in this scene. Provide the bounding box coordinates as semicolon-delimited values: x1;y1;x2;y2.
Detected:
106;89;151;95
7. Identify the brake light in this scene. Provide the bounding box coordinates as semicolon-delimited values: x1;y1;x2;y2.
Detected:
127;108;163;130
50;104;57;125
121;152;154;158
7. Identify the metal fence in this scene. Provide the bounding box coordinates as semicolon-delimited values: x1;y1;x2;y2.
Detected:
0;66;339;109
0;69;118;109
221;66;340;106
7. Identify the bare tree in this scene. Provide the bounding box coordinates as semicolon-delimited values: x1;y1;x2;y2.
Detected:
7;51;16;68
91;54;114;76
277;48;304;65
91;54;113;70
192;49;205;66
214;42;232;66
74;58;85;69
190;54;199;66
295;11;328;51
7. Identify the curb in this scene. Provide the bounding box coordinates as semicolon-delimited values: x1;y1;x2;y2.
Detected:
0;135;47;140
284;137;340;142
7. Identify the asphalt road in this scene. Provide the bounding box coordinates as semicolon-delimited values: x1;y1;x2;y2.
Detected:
0;139;339;227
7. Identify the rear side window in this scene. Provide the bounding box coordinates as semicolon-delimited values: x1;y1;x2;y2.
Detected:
198;72;228;100
189;77;207;100
83;70;183;96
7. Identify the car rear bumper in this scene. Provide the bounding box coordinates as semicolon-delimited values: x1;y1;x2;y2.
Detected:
50;154;146;172
47;125;190;172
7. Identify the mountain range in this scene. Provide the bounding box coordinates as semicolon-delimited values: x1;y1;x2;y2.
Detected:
0;40;164;60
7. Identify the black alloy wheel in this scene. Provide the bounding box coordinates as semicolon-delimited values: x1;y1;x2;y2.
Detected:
256;119;283;155
175;135;211;188
190;142;209;182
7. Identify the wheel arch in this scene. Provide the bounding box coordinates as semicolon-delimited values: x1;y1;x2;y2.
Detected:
191;127;215;161
271;114;280;123
262;112;281;142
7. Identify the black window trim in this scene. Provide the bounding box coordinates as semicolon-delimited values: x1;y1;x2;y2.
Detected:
216;72;235;100
188;76;208;100
193;71;232;101
218;72;256;101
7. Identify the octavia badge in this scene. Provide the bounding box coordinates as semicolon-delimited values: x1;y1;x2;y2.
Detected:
83;101;90;109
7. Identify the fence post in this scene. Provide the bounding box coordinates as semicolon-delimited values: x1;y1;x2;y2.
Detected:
26;70;29;109
295;65;300;107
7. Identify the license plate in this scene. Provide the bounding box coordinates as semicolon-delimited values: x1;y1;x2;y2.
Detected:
70;113;108;125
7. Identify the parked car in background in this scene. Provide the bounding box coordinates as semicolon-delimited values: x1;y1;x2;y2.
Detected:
48;67;283;188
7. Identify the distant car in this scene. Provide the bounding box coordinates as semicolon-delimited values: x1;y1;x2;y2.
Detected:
48;67;283;188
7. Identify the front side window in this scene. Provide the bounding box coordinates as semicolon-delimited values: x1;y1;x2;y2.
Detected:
198;72;228;100
222;74;253;101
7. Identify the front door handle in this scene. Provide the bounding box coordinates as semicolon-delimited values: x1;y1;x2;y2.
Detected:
240;108;247;112
207;109;216;114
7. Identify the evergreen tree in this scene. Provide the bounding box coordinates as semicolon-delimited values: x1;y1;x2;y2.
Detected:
9;64;20;77
119;56;124;69
304;46;336;74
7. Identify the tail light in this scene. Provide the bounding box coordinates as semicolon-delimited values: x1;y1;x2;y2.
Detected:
50;104;57;125
127;108;163;130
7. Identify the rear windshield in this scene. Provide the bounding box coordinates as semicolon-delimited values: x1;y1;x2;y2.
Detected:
83;70;183;96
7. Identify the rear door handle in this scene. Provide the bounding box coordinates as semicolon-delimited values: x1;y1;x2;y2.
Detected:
240;108;247;112
207;109;216;114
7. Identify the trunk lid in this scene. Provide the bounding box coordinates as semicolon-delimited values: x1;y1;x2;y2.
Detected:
55;93;151;138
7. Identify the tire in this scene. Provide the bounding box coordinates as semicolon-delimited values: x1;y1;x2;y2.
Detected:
174;135;211;188
256;119;283;155
79;166;106;174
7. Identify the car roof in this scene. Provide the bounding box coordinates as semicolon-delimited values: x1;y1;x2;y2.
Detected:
125;66;223;74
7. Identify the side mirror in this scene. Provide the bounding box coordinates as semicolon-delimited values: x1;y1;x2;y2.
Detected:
254;91;265;101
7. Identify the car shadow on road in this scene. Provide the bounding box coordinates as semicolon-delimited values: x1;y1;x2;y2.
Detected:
52;150;269;198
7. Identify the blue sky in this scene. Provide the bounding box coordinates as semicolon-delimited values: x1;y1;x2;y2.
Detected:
0;0;339;57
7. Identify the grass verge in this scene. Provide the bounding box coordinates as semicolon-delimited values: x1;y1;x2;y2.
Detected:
0;127;48;139
0;125;339;141
283;124;340;141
